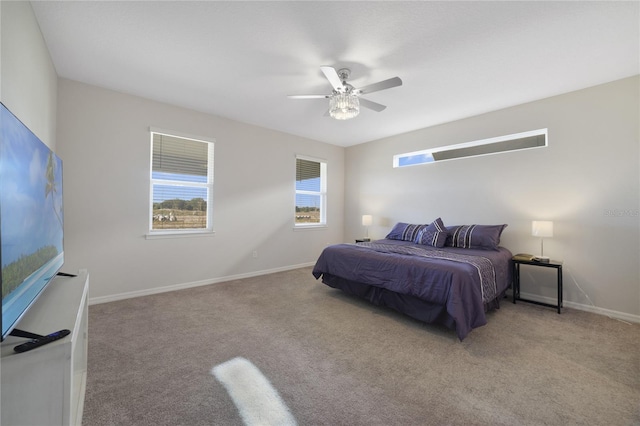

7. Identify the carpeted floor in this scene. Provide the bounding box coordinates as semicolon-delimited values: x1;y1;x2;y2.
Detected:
84;267;640;425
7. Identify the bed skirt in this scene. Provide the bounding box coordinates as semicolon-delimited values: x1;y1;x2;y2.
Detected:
321;273;507;337
321;273;456;331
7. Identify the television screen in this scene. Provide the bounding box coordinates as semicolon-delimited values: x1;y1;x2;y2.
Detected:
1;102;64;341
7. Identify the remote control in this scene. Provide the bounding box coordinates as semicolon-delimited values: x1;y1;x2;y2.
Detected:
14;329;71;353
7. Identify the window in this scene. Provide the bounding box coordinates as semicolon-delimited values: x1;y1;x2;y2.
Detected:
295;155;326;226
149;129;214;234
393;128;548;168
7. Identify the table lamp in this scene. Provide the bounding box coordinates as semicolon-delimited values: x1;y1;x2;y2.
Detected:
532;220;553;262
362;215;373;241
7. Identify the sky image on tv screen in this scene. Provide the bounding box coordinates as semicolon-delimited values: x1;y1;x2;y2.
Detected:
1;105;64;306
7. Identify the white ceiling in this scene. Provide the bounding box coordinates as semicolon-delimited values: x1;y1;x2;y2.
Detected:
31;1;639;147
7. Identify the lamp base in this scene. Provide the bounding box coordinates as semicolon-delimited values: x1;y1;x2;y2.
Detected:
534;256;550;262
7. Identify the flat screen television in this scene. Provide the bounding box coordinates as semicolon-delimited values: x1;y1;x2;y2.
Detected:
1;102;64;341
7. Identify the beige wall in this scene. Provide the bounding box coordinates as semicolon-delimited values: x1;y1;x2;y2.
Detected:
345;76;640;320
56;79;345;301
4;0;637;320
1;1;57;148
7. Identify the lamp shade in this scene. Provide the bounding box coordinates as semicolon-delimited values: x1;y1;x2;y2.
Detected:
532;221;553;238
362;215;373;227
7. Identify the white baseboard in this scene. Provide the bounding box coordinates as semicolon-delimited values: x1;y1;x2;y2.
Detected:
90;269;640;325
88;262;316;305
512;291;640;324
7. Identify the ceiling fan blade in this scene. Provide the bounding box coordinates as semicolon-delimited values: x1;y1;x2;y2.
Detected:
357;77;403;95
320;66;343;91
287;95;329;99
359;98;387;112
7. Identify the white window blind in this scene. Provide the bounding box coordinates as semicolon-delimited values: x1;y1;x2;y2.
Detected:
150;131;214;233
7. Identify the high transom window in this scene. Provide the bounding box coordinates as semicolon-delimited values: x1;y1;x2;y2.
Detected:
394;129;548;168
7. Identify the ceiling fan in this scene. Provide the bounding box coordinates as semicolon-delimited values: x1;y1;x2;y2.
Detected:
288;66;403;120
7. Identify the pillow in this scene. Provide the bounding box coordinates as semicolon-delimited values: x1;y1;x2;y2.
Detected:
414;217;448;248
385;222;427;242
445;224;507;250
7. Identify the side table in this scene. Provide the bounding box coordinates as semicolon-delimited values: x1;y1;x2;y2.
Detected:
512;258;563;313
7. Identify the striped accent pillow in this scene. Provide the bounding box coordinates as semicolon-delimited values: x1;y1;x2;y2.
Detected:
385;222;427;242
446;224;507;250
415;217;448;248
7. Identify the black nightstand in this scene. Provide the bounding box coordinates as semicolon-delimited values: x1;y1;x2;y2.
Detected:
512;258;563;313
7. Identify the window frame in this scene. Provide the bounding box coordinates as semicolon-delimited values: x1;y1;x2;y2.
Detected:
294;154;327;229
147;127;215;238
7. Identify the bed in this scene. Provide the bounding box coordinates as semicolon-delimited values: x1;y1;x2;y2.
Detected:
312;220;513;340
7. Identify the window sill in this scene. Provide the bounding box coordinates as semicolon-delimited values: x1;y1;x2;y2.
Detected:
293;224;327;231
145;230;215;240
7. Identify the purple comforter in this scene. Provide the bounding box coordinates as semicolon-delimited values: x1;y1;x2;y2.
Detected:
312;239;512;339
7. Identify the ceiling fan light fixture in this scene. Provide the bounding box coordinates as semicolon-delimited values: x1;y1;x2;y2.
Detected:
329;92;359;120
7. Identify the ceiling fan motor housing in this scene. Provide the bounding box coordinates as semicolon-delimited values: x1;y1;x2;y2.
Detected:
337;68;351;81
